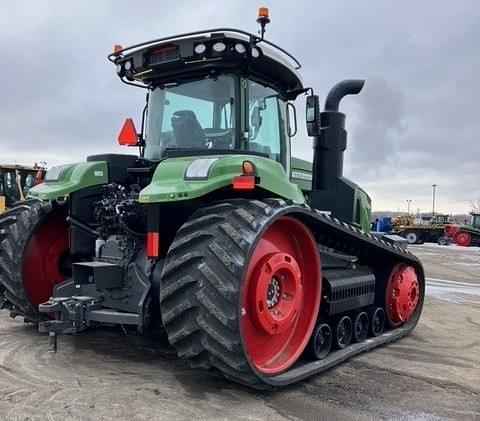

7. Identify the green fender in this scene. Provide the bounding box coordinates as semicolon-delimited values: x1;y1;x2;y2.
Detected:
458;225;480;235
139;155;305;204
27;162;109;201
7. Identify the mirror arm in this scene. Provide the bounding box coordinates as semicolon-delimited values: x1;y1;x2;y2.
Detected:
286;87;312;101
139;92;149;157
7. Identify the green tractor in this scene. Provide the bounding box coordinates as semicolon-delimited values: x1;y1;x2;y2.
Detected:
452;212;480;247
0;11;425;389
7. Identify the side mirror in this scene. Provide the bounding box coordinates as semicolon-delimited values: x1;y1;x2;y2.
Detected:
118;118;139;146
306;95;320;136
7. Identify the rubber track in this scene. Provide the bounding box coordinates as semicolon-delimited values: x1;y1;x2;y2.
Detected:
0;200;52;322
159;199;425;389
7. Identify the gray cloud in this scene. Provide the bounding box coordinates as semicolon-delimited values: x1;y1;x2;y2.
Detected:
348;75;407;172
0;0;479;213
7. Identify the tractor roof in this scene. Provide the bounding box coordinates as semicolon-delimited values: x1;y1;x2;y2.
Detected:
109;28;304;95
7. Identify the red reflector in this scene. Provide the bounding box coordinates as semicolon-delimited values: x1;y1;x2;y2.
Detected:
233;175;255;190
147;232;160;258
152;45;177;53
118;118;139;146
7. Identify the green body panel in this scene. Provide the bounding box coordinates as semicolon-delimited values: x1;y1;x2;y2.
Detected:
458;225;480;235
458;213;480;235
290;157;313;192
356;187;372;233
28;162;108;201
289;157;372;233
139;155;305;204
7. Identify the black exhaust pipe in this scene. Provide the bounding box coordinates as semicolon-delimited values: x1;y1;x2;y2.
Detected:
311;80;365;222
324;79;365;112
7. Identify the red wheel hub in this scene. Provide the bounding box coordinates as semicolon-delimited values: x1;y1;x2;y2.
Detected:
250;252;303;336
241;217;321;375
22;209;69;307
385;264;420;327
454;231;472;247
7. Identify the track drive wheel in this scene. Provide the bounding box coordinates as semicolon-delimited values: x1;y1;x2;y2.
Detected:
454;231;472;247
0;200;69;322
159;199;321;389
385;264;420;328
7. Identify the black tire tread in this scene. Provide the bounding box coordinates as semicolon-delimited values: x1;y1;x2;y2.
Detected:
160;199;289;389
0;200;53;322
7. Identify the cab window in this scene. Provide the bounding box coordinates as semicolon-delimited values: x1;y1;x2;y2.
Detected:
145;75;236;160
248;81;286;164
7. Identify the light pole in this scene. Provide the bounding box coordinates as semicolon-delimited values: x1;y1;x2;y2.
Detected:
432;184;437;217
406;200;412;216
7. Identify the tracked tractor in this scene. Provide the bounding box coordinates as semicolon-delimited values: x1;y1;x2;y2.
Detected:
450;212;480;247
0;10;425;389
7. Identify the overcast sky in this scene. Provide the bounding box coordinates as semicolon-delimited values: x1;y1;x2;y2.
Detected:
1;1;479;213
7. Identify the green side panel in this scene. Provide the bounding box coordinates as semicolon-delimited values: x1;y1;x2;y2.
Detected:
28;162;108;201
356;187;372;233
290;157;312;192
459;225;480;235
139;155;305;204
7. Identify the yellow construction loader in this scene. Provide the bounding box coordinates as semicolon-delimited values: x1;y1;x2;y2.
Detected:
0;164;46;213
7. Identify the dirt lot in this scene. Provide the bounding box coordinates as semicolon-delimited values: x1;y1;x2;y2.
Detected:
0;243;479;420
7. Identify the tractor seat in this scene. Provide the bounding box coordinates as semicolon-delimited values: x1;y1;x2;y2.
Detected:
171;110;206;149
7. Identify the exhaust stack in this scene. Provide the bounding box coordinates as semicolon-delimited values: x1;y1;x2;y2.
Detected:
311;80;365;223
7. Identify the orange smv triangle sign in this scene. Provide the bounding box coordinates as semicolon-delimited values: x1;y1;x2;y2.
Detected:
117;118;139;146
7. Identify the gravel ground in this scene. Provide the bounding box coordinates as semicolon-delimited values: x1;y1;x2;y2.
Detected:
0;243;479;421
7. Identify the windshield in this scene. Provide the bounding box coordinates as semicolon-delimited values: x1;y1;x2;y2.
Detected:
145;75;236;160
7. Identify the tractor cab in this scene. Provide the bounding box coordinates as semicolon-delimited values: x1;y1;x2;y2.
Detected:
470;212;480;228
110;21;371;230
112;27;303;171
431;214;451;225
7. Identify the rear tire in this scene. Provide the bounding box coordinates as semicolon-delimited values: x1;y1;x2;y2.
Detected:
159;199;321;389
404;230;419;245
0;200;68;322
437;236;450;246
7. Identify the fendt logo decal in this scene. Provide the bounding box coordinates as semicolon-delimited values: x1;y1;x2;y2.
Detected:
292;171;312;181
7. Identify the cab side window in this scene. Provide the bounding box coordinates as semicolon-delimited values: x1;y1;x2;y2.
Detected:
248;81;285;163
